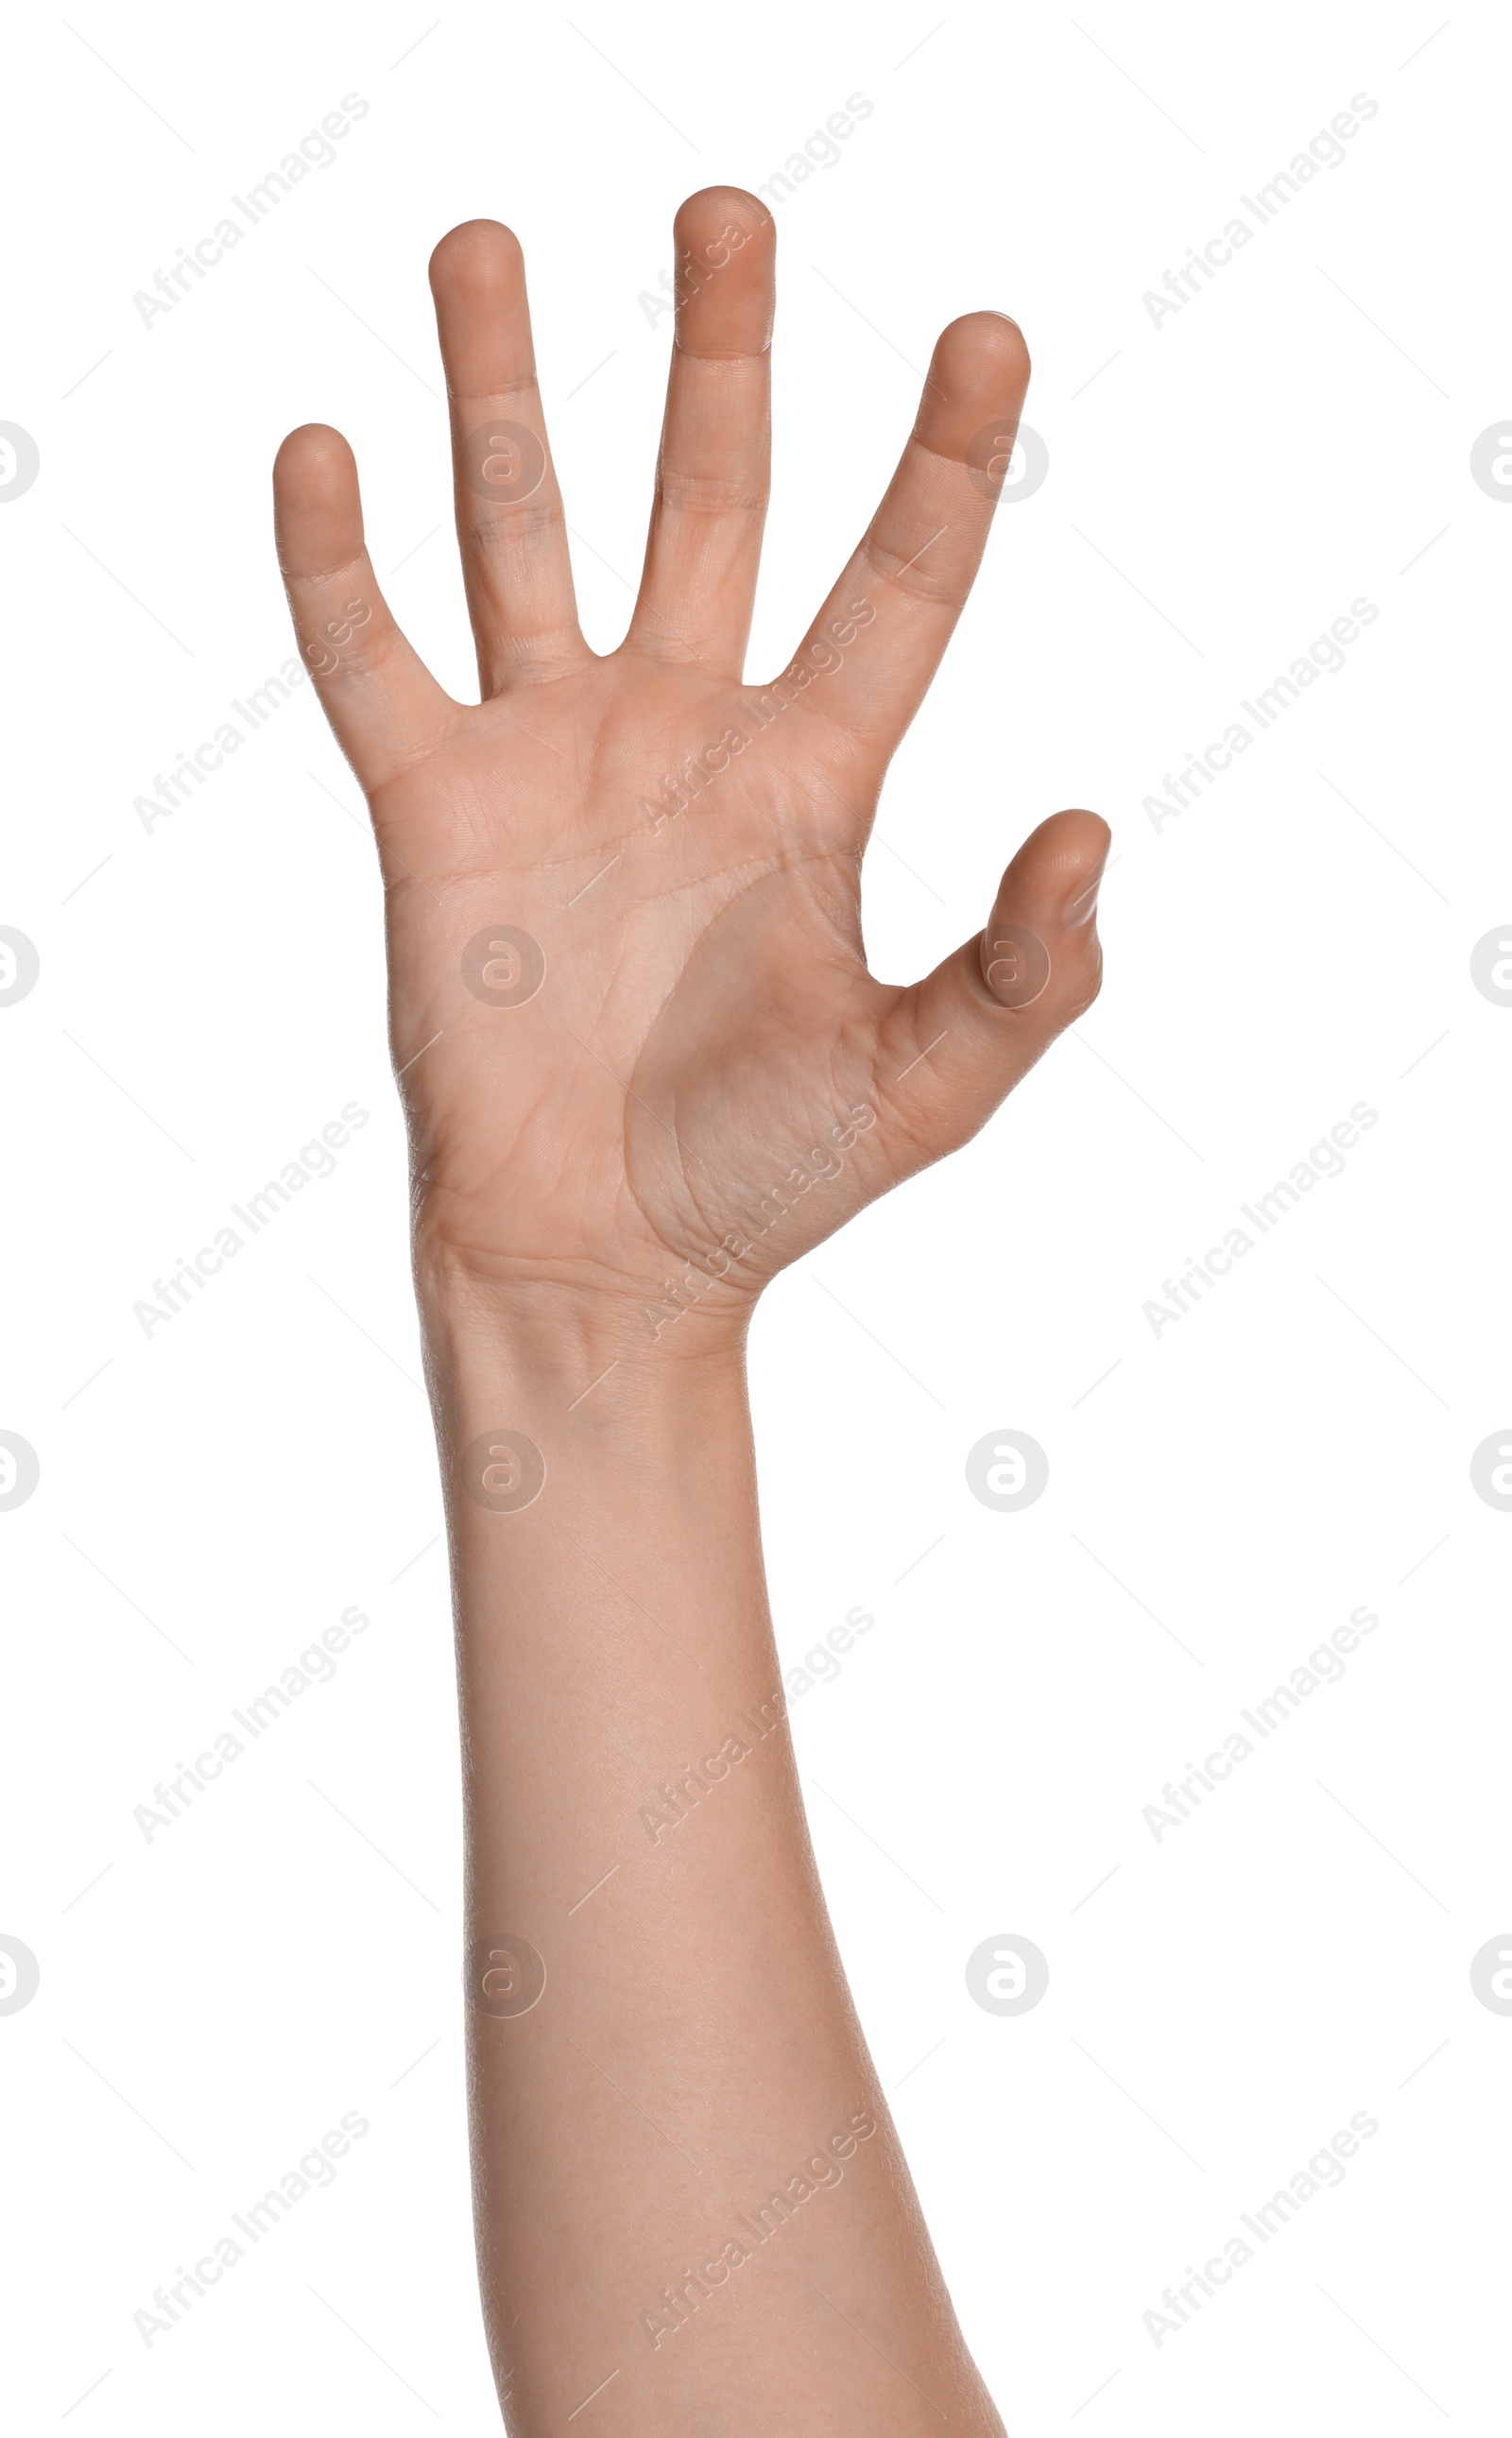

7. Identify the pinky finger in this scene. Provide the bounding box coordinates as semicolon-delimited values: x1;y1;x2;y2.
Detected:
273;423;457;799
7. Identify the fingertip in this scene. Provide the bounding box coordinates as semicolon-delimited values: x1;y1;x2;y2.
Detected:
673;184;774;252
1055;809;1112;929
980;811;1109;1006
275;421;356;490
1005;808;1110;900
913;311;1031;463
1047;805;1112;869
670;186;776;358
429;217;525;303
938;309;1031;387
273;424;364;576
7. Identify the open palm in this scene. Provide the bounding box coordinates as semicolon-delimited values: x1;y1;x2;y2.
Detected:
273;189;1108;1349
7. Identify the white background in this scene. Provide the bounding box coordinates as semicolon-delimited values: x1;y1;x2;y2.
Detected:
3;1;1508;2429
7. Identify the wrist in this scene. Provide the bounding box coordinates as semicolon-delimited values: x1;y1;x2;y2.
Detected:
415;1265;753;1424
419;1283;758;1537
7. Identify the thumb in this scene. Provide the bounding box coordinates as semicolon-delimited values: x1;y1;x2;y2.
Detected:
872;808;1110;1169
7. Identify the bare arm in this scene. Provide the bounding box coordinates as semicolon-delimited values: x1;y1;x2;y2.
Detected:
274;185;1107;2430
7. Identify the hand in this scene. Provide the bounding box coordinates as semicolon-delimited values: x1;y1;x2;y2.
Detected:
273;188;1108;1350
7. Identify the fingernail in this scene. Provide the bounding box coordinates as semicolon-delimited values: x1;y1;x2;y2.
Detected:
1061;865;1106;930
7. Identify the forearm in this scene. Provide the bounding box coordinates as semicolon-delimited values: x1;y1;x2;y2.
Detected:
421;1284;1003;2432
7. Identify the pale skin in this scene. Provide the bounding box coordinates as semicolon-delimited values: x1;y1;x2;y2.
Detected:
274;187;1108;2433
